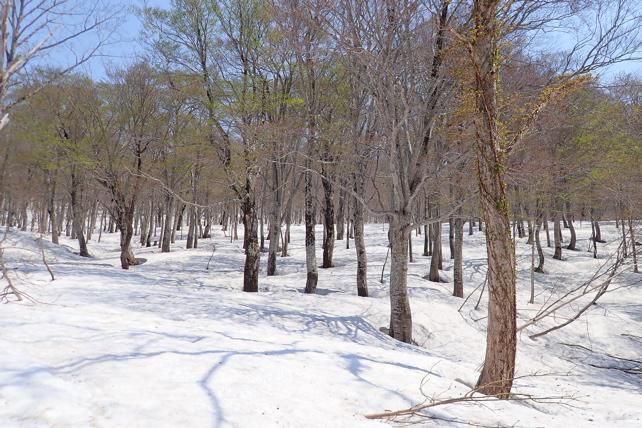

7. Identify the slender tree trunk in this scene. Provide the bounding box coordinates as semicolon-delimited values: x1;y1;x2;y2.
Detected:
449;217;455;260
566;202;577;250
423;224;429;256
336;187;345;240
46;172;59;245
535;220;545;273
453;217;464;298
594;220;604;243
629;218;638;273
621;213;628;258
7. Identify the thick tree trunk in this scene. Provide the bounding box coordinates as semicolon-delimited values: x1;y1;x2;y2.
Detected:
428;221;441;282
304;168;318;294
161;195;173;253
353;193;368;297
186;206;195;249
388;215;412;343
553;215;562;260
241;189;260;293
118;212;137;270
471;0;517;398
453;217;464;298
267;200;281;276
321;175;335;268
70;170;89;257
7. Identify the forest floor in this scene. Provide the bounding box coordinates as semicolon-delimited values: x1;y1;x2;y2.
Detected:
0;221;641;427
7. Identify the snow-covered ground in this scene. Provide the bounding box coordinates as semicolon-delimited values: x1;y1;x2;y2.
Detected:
1;221;640;427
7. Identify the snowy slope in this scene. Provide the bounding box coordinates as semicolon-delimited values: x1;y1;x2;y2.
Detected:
0;222;640;427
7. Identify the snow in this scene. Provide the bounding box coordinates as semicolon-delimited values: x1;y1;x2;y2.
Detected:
1;222;641;427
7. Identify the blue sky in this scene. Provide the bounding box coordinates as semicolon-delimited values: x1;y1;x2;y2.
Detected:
76;0;640;82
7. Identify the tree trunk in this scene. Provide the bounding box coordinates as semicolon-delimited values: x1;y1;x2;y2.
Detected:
241;189;260;293
629;218;638;273
70;169;89;257
46;172;59;245
471;0;517;397
449;217;455;260
267;163;283;276
353;193;368;297
566;203;577;250
544;214;551;247
161;195;173;253
594;220;604;243
388;215;412;343
186;206;195;249
453;217;464;298
553;215;562;260
428;221;441;282
534;218;545;273
423;224;429;256
118;210;137;270
336;187;345;240
321;174;335;268
304;167;318;294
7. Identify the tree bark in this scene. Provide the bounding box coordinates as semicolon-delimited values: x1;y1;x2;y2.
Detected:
388;215;412;343
553;214;562;260
304;166;318;294
321;173;335;268
353;193;368;297
241;188;260;293
70;168;89;257
471;0;517;398
453;217;464;297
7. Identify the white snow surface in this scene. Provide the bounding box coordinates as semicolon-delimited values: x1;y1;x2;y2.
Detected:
1;222;641;427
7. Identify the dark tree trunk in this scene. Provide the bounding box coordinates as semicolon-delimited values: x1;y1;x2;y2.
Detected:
453;217;464;297
46;172;59;245
594;220;604;243
321;170;335;268
423;224;429;256
241;189;260;293
566;203;577;250
70;169;89;257
449;217;455;260
336;187;345;240
553;215;562;260
304;167;318;294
